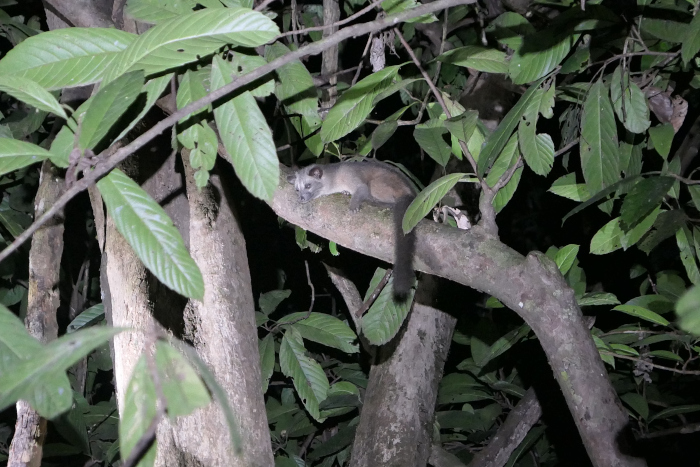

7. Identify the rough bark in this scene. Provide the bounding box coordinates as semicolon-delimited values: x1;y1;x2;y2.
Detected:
349;277;456;467
270;166;646;467
153;155;274;467
8;162;65;467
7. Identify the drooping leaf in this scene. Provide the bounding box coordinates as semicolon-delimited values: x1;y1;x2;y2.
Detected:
580;79;620;193
509;32;574;84
0;305;42;373
66;304;105;333
103;8;279;83
562;175;642;224
78;70;144;150
0;76;66;119
0;138;51;175
590;218;623;255
444;110;478;144
639;210;687;254
478;78;545;177
682;12;700;63
473;324;530;368
577;292;620;306
548;173;590;202
321;66;400;143
154;341;210;418
620;176;673;228
259;334;275;393
677;286;700;335
0;327;123;418
119;356;157;467
554;244;579;274
279;327;329;421
211;56;278;201
403;173;466;233
278;312;358;354
372;121;398;150
648;123;675;159
116;73;172;142
621;393;648;420
437;46;508;73
266;42;322;156
0;28;135;90
677;226;700;286
518;90;554;176
361;268;415;345
96;169;204;300
610;66;650;134
414;119;452;166
485;134;521;213
125;0;197;24
650;404;700;422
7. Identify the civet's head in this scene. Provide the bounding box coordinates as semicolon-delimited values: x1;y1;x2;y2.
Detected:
287;165;325;203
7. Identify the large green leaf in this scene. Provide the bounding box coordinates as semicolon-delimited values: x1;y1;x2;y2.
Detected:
0;76;66;119
403;173;466;233
0;28;135;90
677;226;700;286
677;286;700;335
437;46;508;73
548;173;590;202
590;217;623;255
259;334;275;393
414;119;452;166
485;134;521;213
211;56;278;201
321;66;400;143
0;327;123;418
278;313;358;353
509;32;574;84
266;42;322;155
154;341;210;418
96;169;204;300
103;8;279;83
682;12;700;63
119;356;157;467
613;305;669;326
279;327;329;421
477;78;545;177
0;138;51;175
0;305;42;373
649;123;674;159
115;73;173;142
610;66;650;134
580;79;620;193
518;90;554;176
473;324;531;368
361;268;415;345
78;70;144;150
620;176;673;228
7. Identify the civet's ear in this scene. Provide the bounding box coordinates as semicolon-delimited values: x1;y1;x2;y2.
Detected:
286;172;296;184
309;166;323;179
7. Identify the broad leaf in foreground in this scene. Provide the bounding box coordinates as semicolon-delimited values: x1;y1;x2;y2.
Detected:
120;356;157;467
279;327;329;421
361;268;416;346
0;28;136;90
96;169;204;300
403;173;466;233
0;76;67;119
103;8;279;83
0;138;52;176
211;56;278;201
278;312;359;354
321;65;400;143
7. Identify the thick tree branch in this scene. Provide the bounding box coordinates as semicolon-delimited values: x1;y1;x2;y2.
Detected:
269;166;645;467
0;0;476;265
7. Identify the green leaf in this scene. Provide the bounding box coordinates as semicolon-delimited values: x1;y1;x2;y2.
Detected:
0;76;66;119
155;341;210;418
554;244;579;274
610;66;650;134
621;393;648;420
620;177;674;228
103;8;279;83
577;292;620;306
321;65;400;143
371;121;398;150
518;91;554;176
79;70;144;150
548;173;590;202
444;110;478;144
414;119;452;166
682;12;700;63
266;42;322;156
0;138;51;175
371;77;422;107
381;0;437;23
621;207;661;250
259;289;291;315
509;33;574;84
677;286;700;335
648;123;675;159
478;78;545;177
0;28;135;90
0;327;123;418
0;305;42;373
403;173;466;233
640;17;688;42
259;334;275;393
96;169;204;300
473;324;530;368
639;210;687;254
650;404;700;423
279;327;329;421
278;313;358;353
590;217;623;255
66;304;105;333
580;79;620;193
437;46;508;73
211;56;278;201
117;74;172;142
361;268;415;345
119;356;157;467
678;226;700;286
485;133;521;213
561;175;643;224
612;305;669;326
649;350;683;363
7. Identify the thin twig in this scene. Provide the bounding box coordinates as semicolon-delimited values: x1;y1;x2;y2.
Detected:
600;351;700;375
352;32;374;86
491;156;523;192
278;0;384;38
0;0;476;265
353;268;392;318
554;138;579;158
121;415;161;467
638;422;700;439
254;0;278;11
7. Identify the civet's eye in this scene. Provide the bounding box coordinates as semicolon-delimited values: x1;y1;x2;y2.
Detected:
305;183;311;189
